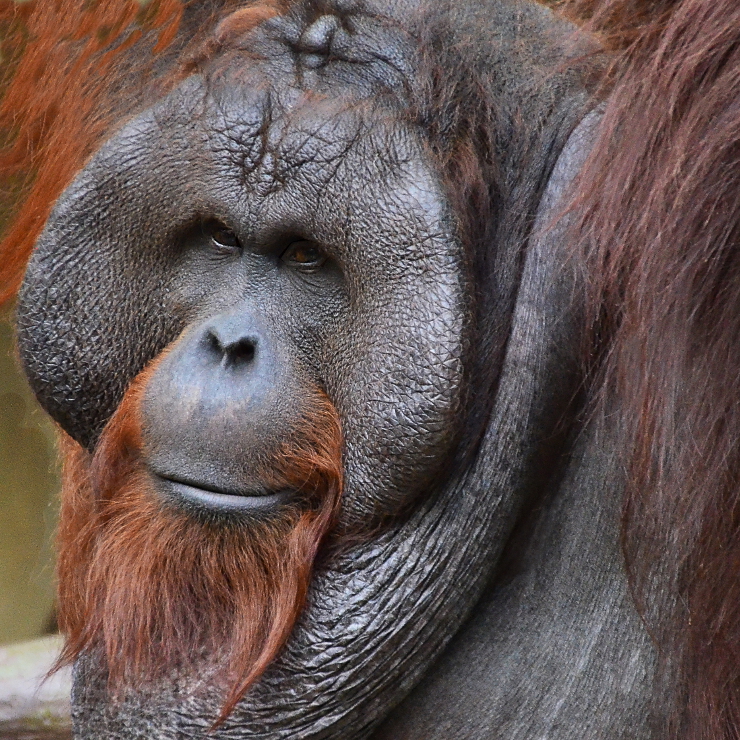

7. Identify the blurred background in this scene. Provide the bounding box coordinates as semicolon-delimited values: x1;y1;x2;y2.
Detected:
0;1;62;652
0;307;59;647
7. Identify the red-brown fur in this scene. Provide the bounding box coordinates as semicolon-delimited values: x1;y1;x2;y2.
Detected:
562;1;740;737
2;1;740;737
182;0;288;75
0;0;186;305
55;355;343;721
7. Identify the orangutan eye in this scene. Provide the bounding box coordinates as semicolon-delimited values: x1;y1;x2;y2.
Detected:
281;241;327;271
204;221;241;254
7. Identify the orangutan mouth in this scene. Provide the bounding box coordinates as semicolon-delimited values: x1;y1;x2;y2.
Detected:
154;474;293;513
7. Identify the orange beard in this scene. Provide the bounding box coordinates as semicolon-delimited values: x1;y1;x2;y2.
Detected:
54;361;342;721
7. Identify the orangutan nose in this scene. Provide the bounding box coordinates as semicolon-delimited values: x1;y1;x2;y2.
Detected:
203;324;258;370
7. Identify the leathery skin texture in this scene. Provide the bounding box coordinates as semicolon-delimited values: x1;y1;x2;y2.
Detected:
15;0;655;738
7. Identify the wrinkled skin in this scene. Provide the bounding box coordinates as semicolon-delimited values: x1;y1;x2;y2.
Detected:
16;0;656;738
20;72;467;528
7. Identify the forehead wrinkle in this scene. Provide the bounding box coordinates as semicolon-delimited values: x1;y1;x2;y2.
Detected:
203;80;274;183
208;83;404;200
267;105;367;192
193;5;422;183
187;53;427;240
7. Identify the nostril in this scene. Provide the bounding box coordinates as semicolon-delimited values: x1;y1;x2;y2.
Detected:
223;337;256;368
206;330;223;356
202;326;258;368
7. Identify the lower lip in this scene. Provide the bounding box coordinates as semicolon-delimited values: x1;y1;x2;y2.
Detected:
155;477;293;513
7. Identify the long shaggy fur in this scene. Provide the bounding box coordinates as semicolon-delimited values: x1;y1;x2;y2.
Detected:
0;0;190;304
2;1;740;737
56;358;343;721
562;1;740;737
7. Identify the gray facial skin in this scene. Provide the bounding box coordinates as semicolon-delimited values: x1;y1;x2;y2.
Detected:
19;55;468;530
15;0;655;738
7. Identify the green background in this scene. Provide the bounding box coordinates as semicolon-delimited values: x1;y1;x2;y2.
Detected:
0;309;58;646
